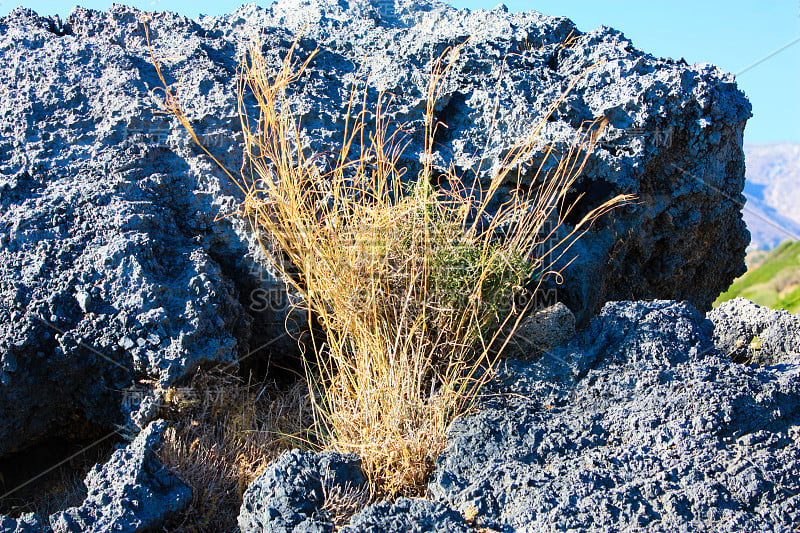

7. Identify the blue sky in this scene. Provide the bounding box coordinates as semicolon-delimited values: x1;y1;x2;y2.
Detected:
3;0;799;143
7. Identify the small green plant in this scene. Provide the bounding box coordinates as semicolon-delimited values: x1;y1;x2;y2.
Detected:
148;25;631;498
749;335;762;351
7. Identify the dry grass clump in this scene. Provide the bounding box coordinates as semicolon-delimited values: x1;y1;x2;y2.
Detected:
156;370;313;532
148;25;630;499
232;40;629;497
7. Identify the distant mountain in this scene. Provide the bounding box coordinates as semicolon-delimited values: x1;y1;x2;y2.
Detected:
741;193;800;251
743;142;800;250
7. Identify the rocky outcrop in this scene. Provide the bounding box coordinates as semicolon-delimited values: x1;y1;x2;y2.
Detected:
0;6;278;456
343;498;472;533
428;300;800;532
49;420;191;533
237;449;472;533
239;300;800;532
238;450;365;533
0;0;751;460
0;0;749;483
0;514;48;533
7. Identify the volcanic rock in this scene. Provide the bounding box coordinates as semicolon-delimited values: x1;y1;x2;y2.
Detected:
49;420;191;533
0;0;750;466
429;300;800;531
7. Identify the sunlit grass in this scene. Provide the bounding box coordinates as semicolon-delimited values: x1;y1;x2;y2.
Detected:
148;24;631;497
716;239;800;313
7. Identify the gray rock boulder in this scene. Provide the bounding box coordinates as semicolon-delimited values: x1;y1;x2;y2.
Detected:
238;449;365;533
48;420;191;533
237;450;472;533
430;300;800;532
0;513;49;533
206;0;752;323
342;498;472;533
0;0;750;457
0;5;282;456
709;297;800;365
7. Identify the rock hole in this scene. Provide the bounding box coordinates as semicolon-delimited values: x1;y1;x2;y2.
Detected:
560;178;618;227
546;52;559;71
46;16;72;37
0;422;120;519
205;245;307;386
433;92;467;148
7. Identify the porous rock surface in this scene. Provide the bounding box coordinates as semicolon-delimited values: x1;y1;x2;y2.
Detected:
237;450;471;533
709;297;800;365
0;5;279;456
342;498;472;533
0;513;48;533
0;0;750;457
48;420;191;533
238;449;365;533
241;300;800;532
429;300;800;532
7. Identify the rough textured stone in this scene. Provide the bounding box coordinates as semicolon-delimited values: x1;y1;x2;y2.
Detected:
238;449;365;533
0;5;285;456
430;300;800;532
237;451;472;533
0;513;49;533
709;297;800;365
342;498;472;533
48;420;191;533
202;0;752;323
0;0;749;462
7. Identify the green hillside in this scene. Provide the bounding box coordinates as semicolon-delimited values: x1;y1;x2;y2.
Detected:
715;240;800;313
